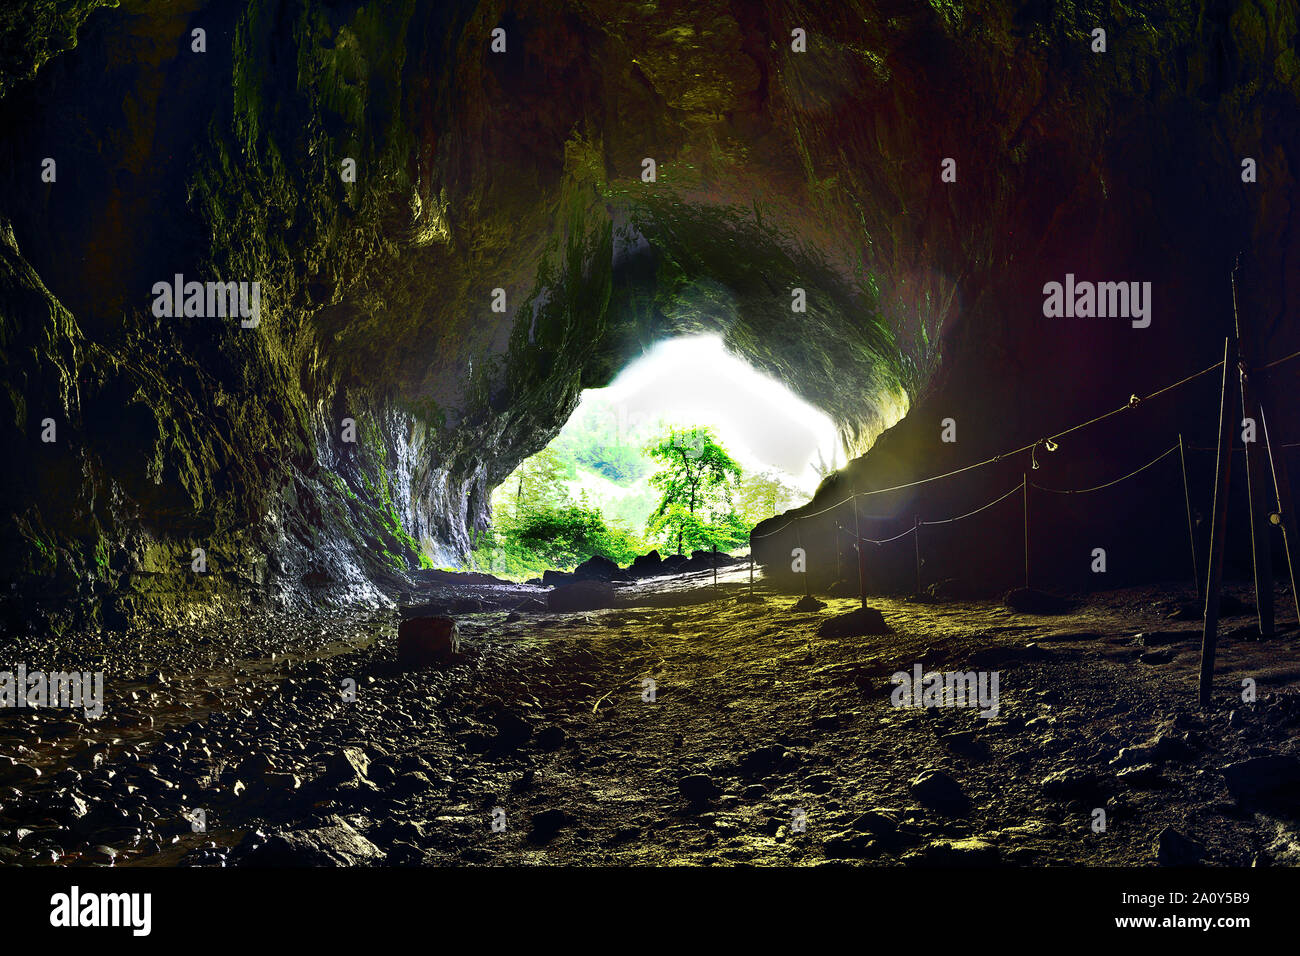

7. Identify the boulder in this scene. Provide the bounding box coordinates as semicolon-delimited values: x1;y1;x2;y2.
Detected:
239;818;384;866
1003;587;1074;615
324;746;372;784
679;773;719;805
542;569;574;587
629;550;663;576
816;606;892;637
547;579;616;612
1155;827;1205;866
849;809;900;837
659;554;689;574
1221;755;1300;806
528;808;576;843
572;554;619;581
920;837;1000;866
396;616;460;668
1040;768;1098;800
908;770;971;815
823;831;876;858
926;578;963;601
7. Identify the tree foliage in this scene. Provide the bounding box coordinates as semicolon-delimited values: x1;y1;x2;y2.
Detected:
645;425;743;554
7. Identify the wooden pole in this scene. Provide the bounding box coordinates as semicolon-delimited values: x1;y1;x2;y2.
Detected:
835;524;842;584
796;519;810;598
913;515;922;595
1233;263;1274;637
1178;433;1201;603
853;495;866;608
1022;474;1030;590
1199;337;1236;708
1259;403;1300;625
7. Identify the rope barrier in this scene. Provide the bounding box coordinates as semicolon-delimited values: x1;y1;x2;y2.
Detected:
920;483;1023;525
861;526;917;546
835;482;1023;545
1186;442;1300;453
749;344;1300;544
751;354;1226;540
1030;443;1179;495
1260;347;1300;371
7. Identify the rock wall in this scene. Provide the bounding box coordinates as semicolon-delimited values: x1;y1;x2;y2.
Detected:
0;0;1296;629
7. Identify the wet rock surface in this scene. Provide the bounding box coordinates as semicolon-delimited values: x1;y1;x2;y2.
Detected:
1;577;1298;867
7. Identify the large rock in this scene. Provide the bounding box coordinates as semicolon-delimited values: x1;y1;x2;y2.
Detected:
629;550;663;576
659;555;689;575
572;554;619;581
324;747;372;785
908;770;971;815
547;579;616;612
1155;827;1205;866
919;837;1000;866
1003;588;1074;615
1040;768;1099;800
239;818;384;866
1221;755;1300;806
396;616;460;668
816;606;893;637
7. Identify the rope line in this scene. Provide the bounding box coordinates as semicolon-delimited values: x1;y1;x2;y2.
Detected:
836;483;1022;545
1260;347;1300;371
1186;442;1300;453
861;526;917;546
1030;444;1179;495
920;483;1024;525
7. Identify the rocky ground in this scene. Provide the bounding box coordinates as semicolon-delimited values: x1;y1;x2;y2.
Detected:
3;566;1300;867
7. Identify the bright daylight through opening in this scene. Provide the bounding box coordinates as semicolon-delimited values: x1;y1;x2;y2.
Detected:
475;336;840;579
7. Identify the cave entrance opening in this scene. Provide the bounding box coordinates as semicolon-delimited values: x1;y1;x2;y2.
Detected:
474;335;840;580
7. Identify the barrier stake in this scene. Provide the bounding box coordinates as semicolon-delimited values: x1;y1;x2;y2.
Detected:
853;496;866;608
913;515;922;595
1200;337;1236;707
1233;263;1275;636
1178;433;1201;602
1259;404;1300;625
1022;474;1030;590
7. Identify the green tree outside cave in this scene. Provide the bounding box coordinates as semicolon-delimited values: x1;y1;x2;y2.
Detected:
645;425;743;555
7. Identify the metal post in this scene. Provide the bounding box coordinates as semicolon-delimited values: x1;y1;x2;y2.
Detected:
1233;263;1274;636
1259;404;1300;625
1022;474;1030;590
796;519;810;598
1178;433;1201;602
835;524;842;585
1200;337;1236;708
913;515;922;595
853;495;866;608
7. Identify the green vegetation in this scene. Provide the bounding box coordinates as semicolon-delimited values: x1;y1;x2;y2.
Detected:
644;426;742;555
472;403;806;578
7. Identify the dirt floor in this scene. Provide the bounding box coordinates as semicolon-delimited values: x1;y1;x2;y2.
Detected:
3;566;1300;867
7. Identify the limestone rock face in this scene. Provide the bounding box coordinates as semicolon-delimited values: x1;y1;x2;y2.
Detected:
0;1;1295;626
